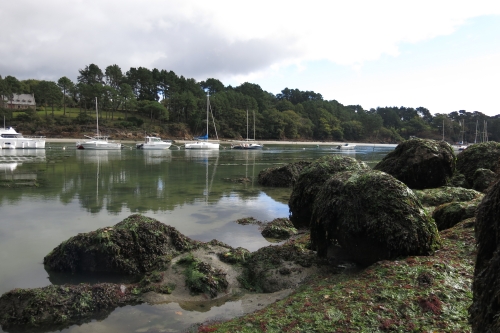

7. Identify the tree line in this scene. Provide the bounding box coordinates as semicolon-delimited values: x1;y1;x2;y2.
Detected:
0;64;499;143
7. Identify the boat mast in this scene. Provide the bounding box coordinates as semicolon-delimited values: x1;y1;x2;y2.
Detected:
95;97;99;137
246;108;249;141
253;109;256;141
206;92;209;140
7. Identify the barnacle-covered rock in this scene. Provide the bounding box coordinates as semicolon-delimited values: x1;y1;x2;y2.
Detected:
472;168;497;193
456;141;500;188
44;214;200;275
310;170;441;265
289;155;369;228
257;161;312;187
374;138;455;189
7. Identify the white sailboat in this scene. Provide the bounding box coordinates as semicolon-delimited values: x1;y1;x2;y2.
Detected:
76;98;122;150
231;109;263;150
185;93;220;150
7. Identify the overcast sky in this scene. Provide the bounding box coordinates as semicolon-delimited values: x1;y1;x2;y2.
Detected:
1;1;500;116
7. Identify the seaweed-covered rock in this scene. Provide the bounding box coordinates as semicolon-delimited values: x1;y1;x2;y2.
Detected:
432;196;482;231
289;155;369;228
456;141;500;188
261;218;297;240
470;178;500;333
241;242;319;293
310;170;441;265
44;214;199;275
373;138;455;189
473;168;497;193
257;161;312;187
0;283;139;331
414;186;483;207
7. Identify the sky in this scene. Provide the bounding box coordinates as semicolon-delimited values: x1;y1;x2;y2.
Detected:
1;1;500;116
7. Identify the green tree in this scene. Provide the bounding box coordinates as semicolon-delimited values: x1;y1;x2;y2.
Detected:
57;76;74;116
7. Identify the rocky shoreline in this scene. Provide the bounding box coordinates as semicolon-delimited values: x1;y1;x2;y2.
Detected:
1;139;499;332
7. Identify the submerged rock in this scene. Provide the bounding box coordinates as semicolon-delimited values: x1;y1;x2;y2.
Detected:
261;218;297;240
456;141;500;188
257;161;312;187
289;155;369;228
374;138;455;189
310;170;441;265
44;214;200;275
470;178;500;333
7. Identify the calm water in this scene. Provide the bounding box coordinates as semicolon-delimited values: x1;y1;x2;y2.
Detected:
0;143;394;333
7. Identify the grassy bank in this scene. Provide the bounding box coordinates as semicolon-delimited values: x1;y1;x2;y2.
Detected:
195;219;475;332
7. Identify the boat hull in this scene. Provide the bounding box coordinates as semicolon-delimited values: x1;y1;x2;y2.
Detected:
185;141;220;149
137;143;172;150
76;141;122;150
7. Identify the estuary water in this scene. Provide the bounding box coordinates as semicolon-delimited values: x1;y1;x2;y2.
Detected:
0;142;395;333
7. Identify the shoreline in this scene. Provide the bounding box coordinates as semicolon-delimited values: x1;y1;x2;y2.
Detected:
45;138;398;149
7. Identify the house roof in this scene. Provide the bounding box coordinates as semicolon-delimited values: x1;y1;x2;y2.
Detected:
3;94;36;106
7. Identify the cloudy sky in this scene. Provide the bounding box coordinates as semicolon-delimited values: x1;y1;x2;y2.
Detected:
1;1;500;116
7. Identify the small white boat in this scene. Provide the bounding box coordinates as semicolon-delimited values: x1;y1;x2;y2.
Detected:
136;136;172;150
335;143;356;150
231;109;263;150
76;98;122;150
231;141;263;150
76;135;122;150
185;93;220;150
0;127;46;149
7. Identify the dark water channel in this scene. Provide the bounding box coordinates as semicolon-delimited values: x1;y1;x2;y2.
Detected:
0;142;395;333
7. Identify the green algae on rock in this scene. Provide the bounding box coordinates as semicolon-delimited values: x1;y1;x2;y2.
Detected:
0;283;140;331
432;196;482;231
456;141;500;188
311;170;441;265
470;178;500;333
289;155;369;229
261;217;298;240
257;161;312;187
374;138;455;189
472;168;497;193
43;214;200;275
413;186;483;207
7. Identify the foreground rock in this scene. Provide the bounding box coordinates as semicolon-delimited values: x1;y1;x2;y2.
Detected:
456;141;500;189
310;170;441;265
257;161;312;187
413;186;482;207
470;178;500;332
44;214;199;275
374;138;455;189
0;283;140;331
289;155;369;228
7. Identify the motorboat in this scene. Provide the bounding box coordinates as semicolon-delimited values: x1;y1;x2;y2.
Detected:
185;93;220;150
335;143;356;150
136;136;172;150
76;98;122;150
0;126;46;149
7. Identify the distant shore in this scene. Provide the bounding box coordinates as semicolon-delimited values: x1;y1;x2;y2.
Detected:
45;138;398;148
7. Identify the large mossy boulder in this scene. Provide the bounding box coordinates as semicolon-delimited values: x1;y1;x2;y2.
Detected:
289;155;369;228
257;161;312;187
44;214;199;275
470;178;500;332
432;196;482;231
456;141;500;188
373;138;455;189
310;170;441;265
